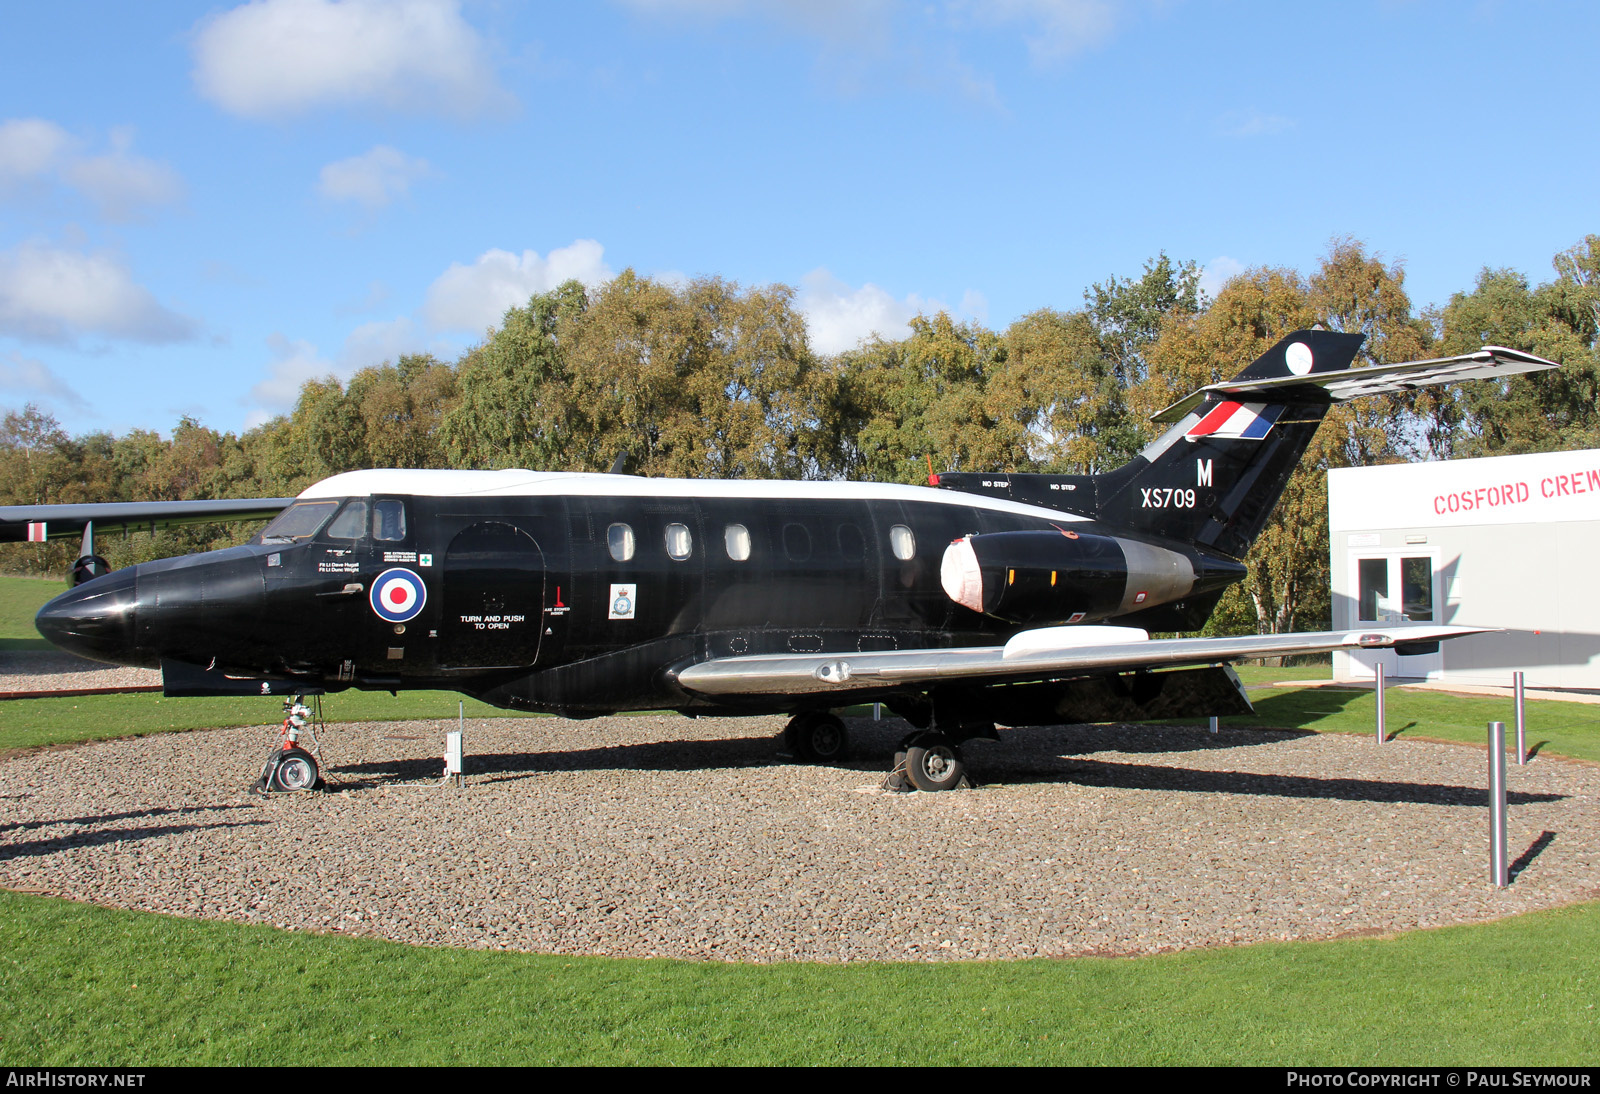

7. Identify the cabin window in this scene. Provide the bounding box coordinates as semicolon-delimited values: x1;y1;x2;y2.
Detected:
837;523;865;561
889;524;915;560
372;499;407;542
665;523;693;560
782;522;812;561
607;523;635;562
724;524;751;561
326;500;368;540
260;499;339;543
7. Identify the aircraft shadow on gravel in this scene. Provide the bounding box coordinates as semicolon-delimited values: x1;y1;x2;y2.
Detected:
0;816;267;862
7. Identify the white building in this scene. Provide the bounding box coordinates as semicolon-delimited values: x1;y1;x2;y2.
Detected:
1328;448;1600;688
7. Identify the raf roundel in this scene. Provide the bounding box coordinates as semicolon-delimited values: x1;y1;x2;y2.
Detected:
370;567;427;623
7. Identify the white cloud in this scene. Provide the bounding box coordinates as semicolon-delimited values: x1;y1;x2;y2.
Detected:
958;0;1118;63
618;0;894;42
318;146;433;209
58;128;184;221
338;316;426;370
796;268;934;355
192;0;511;119
0;120;181;220
0;350;87;410
0;242;197;344
1199;255;1246;301
246;333;337;426
0;118;73;181
423;240;613;332
1216;109;1297;138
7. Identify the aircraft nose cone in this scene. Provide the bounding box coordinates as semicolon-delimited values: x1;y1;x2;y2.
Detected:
34;568;151;667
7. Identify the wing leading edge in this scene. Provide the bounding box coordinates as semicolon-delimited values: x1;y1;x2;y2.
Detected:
672;624;1490;697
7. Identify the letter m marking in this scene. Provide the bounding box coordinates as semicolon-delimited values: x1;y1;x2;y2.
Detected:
1197;459;1213;487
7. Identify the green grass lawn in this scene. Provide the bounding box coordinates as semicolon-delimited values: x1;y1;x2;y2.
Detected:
6;596;1599;1065
1;889;1594;1066
0;573;65;651
0;691;525;753
1223;665;1600;763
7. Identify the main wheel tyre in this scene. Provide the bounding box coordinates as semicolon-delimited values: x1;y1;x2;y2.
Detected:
270;747;320;792
904;734;964;792
784;712;850;763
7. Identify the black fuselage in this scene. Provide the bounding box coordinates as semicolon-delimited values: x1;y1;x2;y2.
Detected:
36;482;1245;717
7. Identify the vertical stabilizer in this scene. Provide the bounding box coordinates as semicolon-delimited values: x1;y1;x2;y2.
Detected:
936;330;1366;557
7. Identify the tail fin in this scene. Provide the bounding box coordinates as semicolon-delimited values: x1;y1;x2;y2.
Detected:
937;330;1365;558
1091;329;1365;556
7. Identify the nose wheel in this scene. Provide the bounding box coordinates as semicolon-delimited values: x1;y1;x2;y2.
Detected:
258;747;322;792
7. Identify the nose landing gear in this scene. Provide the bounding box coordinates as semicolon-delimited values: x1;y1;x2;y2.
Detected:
254;695;325;793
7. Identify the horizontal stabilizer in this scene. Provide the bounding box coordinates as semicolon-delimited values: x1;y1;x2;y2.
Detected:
1152;345;1561;423
673;624;1491;697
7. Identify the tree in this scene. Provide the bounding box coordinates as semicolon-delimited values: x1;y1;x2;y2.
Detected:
442;281;587;470
835;312;1030;484
1440;236;1600;456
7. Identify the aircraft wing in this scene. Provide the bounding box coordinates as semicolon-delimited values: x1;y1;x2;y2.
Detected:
672;624;1489;697
1152;345;1561;423
0;498;296;543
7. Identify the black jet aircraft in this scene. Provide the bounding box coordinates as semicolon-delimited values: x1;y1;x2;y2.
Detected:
7;331;1557;791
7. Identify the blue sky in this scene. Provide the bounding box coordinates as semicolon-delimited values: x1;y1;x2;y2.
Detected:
1;1;1595;438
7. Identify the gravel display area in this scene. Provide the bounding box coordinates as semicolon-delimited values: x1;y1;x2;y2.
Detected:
2;713;1596;962
0;651;160;694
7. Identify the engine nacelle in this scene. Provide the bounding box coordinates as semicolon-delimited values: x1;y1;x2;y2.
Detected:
939;529;1195;625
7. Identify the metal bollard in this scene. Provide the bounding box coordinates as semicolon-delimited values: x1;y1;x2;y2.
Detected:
1513;672;1527;765
1208;716;1219;734
1375;662;1386;744
1489;721;1508;887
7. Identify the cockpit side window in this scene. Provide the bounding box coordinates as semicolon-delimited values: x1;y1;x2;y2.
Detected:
259;499;340;543
325;500;369;540
372;499;407;542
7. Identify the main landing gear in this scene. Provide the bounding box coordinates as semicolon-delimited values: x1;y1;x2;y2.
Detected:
894;731;968;793
781;710;974;792
254;695;325;793
783;710;850;763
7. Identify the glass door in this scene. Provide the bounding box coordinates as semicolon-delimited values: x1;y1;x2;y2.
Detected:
1346;549;1443;680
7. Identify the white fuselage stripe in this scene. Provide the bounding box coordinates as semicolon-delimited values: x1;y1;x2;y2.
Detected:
298;469;1092;525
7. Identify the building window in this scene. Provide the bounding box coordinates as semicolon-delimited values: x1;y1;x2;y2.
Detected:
1401;556;1434;622
725;524;751;561
1357;557;1388;621
607;523;635;562
665;523;693;560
